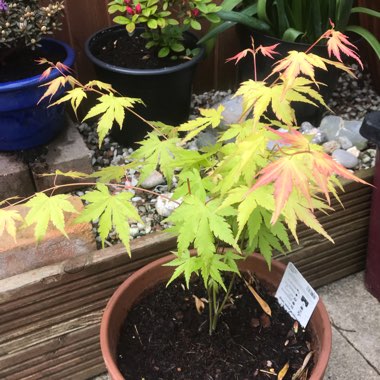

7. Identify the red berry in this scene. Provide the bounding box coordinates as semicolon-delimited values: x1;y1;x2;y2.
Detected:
135;3;142;14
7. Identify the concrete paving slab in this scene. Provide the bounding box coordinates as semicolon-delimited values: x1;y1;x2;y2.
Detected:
325;327;380;379
0;153;35;200
319;272;380;375
31;118;93;192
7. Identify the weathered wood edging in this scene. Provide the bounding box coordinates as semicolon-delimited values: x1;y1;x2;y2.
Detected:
0;168;374;379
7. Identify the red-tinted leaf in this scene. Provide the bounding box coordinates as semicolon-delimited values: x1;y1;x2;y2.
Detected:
325;29;363;69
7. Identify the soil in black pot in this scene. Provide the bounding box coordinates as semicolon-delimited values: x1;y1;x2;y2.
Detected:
0;45;65;83
117;274;314;379
90;30;191;70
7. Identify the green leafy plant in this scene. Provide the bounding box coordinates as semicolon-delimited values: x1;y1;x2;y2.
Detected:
0;1;64;53
201;0;380;60
107;0;221;58
0;25;369;335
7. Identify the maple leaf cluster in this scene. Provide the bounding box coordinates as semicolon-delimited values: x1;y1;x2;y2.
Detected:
0;26;370;332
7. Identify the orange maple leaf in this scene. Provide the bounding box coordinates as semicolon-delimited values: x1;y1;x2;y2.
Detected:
266;127;310;150
249;155;312;224
258;43;280;59
325;28;363;69
248;130;370;224
227;38;280;64
226;48;253;65
39;67;53;81
38;76;75;104
311;151;369;202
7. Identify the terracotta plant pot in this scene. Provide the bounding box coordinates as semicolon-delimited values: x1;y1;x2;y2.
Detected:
100;254;332;380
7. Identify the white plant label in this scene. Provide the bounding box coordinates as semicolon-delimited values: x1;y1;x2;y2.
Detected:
275;262;319;328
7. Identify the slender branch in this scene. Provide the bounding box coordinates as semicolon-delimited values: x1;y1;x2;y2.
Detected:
2;180;181;209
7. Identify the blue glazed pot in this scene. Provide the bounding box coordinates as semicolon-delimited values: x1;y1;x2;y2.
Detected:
0;38;75;151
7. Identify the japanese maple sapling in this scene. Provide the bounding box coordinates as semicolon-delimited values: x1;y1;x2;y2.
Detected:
0;25;369;334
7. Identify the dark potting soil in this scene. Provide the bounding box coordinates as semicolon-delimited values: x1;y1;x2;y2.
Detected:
117;274;314;380
0;46;64;83
91;32;189;70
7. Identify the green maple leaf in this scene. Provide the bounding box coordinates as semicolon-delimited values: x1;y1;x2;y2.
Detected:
0;209;23;241
132;133;186;186
41;169;89;179
83;94;143;146
164;252;203;288
51;87;87;117
215;127;271;194
282;191;333;244
201;254;240;291
90;165;128;183
24;193;78;241
166;196;239;256
76;184;141;254
178;105;224;142
173;168;213;201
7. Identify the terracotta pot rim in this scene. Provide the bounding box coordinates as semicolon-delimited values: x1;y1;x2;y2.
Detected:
101;254;332;380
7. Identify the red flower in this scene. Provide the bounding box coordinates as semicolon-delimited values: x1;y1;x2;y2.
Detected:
126;5;134;15
124;0;131;3
192;8;200;17
135;3;142;14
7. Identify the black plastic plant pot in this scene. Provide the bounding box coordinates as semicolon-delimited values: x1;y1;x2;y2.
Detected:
360;111;380;301
85;26;204;146
235;26;359;126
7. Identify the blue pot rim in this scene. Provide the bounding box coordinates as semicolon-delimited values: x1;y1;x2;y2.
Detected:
0;38;75;93
85;25;205;76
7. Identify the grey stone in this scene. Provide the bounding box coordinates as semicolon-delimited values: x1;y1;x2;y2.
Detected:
319;272;380;373
0;153;35;200
337;136;353;150
322;140;341;154
319;115;343;140
155;192;181;217
196;129;218;149
332;149;358;169
311;131;328;145
367;149;377;158
300;121;316;134
140;170;165;189
129;226;140;237
31;118;94;192
319;116;368;150
346;146;361;158
343;120;368;150
215;95;244;128
300;122;328;144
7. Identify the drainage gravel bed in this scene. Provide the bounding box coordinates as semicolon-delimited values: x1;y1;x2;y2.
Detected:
76;66;379;248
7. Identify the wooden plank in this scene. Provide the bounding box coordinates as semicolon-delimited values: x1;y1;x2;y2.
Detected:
0;310;102;356
0;325;99;376
3;335;99;379
70;363;107;380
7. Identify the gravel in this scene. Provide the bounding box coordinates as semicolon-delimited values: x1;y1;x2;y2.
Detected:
76;66;379;249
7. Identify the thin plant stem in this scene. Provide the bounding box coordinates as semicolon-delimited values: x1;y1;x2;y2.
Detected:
207;285;213;336
212;272;236;331
211;283;220;333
